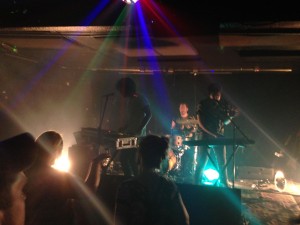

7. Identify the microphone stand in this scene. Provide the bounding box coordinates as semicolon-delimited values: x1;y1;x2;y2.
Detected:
98;94;114;175
218;103;252;188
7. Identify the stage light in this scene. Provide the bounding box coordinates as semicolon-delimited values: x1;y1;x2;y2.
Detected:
203;168;220;185
52;154;71;172
122;0;139;4
274;170;287;192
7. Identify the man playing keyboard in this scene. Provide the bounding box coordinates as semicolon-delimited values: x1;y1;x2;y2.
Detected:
194;82;239;187
115;77;152;177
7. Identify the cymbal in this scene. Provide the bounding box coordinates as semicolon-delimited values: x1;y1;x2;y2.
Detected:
175;118;199;125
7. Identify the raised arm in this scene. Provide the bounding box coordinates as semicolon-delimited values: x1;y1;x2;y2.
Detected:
85;153;110;192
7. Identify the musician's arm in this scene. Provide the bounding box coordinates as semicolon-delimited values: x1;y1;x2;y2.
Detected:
138;105;152;132
223;105;240;125
85;153;110;192
171;120;176;129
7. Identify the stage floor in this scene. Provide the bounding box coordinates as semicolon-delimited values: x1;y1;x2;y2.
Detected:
234;179;300;225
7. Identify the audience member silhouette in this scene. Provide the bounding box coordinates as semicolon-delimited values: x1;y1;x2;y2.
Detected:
0;133;37;225
25;130;109;225
195;82;239;187
114;134;190;225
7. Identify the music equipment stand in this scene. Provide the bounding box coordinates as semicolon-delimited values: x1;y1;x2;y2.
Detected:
183;137;254;188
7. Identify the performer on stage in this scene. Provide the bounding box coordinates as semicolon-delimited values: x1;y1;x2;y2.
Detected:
171;102;197;181
194;82;239;187
116;77;152;177
171;102;197;138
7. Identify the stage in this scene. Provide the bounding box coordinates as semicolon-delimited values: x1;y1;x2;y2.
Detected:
235;179;300;225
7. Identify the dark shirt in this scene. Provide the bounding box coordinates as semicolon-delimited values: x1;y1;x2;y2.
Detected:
114;170;189;225
197;98;229;137
122;93;150;136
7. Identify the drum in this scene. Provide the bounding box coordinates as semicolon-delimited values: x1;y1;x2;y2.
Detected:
172;135;183;147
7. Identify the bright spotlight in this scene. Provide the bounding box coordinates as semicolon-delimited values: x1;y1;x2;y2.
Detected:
52;154;71;172
203;168;220;185
122;0;139;4
274;170;287;192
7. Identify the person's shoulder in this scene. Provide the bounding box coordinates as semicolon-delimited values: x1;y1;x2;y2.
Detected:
201;98;216;107
132;92;147;99
198;98;209;109
133;93;150;105
188;115;196;119
118;176;140;190
33;167;72;184
116;177;146;200
26;168;71;195
44;166;69;177
154;173;178;189
152;175;180;199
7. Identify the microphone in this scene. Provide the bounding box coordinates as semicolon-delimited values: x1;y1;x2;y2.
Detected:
102;92;114;97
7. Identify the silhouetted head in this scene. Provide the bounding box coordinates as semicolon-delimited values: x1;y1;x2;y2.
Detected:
208;82;222;101
0;133;36;211
138;135;169;169
115;77;136;97
208;82;222;95
35;131;63;166
0;132;37;173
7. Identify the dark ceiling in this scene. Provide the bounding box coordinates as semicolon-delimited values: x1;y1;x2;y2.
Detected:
1;0;300;74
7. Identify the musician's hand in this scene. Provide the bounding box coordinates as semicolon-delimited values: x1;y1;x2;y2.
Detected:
207;132;218;138
229;107;240;117
274;151;284;158
186;132;193;138
92;153;111;165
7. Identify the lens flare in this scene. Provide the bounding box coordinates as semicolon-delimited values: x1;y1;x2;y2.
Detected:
122;0;139;4
52;154;71;172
